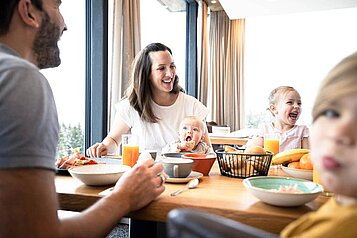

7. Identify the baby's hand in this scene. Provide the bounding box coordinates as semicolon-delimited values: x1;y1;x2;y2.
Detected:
179;140;196;152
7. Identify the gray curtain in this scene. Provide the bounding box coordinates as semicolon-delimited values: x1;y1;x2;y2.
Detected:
198;8;245;131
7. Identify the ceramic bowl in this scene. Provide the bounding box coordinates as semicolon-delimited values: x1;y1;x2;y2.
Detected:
182;153;216;176
68;164;130;186
162;152;184;159
281;165;313;180
243;176;323;207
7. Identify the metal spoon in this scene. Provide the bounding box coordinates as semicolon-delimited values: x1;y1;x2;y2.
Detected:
170;178;199;196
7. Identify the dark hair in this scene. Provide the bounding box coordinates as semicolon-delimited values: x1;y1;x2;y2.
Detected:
0;0;43;35
126;42;184;123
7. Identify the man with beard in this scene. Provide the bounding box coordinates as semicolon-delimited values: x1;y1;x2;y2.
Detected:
0;0;166;237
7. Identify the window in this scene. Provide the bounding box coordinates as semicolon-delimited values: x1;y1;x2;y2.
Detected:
244;7;357;128
41;0;86;156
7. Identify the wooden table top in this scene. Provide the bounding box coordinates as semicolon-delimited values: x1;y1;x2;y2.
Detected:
55;163;328;234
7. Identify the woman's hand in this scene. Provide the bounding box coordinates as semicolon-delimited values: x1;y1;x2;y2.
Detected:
86;142;108;158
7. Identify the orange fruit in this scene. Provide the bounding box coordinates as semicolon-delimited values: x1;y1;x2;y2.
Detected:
244;145;266;155
287;161;300;169
299;153;313;170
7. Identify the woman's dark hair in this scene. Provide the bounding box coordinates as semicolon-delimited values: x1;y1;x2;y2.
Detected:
126;42;184;123
0;0;43;35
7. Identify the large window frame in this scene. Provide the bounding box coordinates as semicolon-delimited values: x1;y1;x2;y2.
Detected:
85;0;198;150
85;0;109;149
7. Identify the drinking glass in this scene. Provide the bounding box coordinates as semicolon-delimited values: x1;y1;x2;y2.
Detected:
121;134;139;167
264;133;280;155
313;167;333;197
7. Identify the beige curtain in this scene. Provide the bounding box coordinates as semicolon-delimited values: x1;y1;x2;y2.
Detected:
108;0;141;131
197;1;209;106
199;9;245;131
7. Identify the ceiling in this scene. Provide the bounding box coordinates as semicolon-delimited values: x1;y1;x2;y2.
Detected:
157;0;357;17
211;0;357;19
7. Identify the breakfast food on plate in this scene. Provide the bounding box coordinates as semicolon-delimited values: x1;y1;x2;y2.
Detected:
224;145;239;153
55;150;99;170
271;149;310;165
244;145;266;155
272;184;303;194
299;153;313;170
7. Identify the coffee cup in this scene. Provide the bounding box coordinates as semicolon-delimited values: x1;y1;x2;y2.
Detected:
162;158;193;178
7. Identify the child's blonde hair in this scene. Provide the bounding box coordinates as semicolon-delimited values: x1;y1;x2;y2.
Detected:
313;52;357;122
267;86;298;116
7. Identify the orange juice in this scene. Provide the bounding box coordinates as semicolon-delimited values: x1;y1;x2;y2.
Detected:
122;145;139;167
313;168;333;196
264;139;279;155
313;167;321;184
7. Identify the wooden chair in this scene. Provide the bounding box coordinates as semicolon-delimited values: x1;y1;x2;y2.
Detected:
167;208;278;238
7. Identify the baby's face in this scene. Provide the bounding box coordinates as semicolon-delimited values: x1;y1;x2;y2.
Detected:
310;93;357;199
179;118;204;146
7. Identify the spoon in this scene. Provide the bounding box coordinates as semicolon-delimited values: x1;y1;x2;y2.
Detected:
170;178;199;196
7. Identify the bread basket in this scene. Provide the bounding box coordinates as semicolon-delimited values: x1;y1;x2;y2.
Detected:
215;149;273;178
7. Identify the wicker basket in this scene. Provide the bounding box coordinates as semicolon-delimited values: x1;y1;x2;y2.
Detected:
215;149;273;178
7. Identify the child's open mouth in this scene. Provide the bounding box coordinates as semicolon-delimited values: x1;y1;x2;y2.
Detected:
289;112;298;120
185;136;192;141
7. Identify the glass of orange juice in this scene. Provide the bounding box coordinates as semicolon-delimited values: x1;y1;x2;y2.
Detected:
313;167;333;197
264;133;280;155
122;134;139;167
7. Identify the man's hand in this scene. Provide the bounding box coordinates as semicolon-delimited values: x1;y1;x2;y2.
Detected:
111;158;166;212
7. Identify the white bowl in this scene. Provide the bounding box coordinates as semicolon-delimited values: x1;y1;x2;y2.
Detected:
68;164;130;186
281;165;313;180
243;176;323;207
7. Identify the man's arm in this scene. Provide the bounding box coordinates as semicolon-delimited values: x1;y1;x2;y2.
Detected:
0;158;165;238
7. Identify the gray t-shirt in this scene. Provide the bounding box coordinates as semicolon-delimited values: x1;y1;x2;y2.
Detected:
0;43;59;170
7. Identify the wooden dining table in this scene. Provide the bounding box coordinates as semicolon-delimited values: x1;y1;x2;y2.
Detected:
55;162;329;237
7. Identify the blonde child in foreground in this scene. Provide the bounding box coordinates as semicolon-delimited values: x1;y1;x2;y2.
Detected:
162;116;213;154
247;86;309;151
281;52;357;237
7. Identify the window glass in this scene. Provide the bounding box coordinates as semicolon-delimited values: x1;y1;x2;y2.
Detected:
244;7;357;128
140;0;186;88
41;0;85;157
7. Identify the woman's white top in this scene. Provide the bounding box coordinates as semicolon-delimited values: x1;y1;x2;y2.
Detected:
115;92;209;153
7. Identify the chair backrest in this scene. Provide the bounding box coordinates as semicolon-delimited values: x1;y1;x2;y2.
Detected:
167;208;279;238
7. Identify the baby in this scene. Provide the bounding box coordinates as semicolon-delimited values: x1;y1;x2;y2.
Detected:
247;86;309;151
162;116;213;154
280;51;357;237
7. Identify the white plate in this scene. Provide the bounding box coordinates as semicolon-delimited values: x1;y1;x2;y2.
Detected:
166;171;203;183
281;165;313;180
68;164;130;186
243;176;323;207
